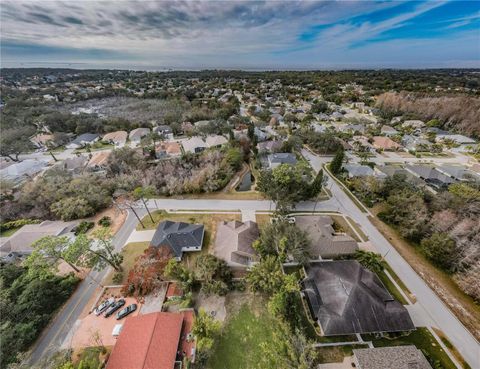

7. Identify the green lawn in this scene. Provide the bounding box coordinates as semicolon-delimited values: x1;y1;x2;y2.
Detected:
362;328;458;369
103;242;149;285
382;261;414;303
316;345;369;364
376;268;409;305
208;305;281;369
0;226;22;238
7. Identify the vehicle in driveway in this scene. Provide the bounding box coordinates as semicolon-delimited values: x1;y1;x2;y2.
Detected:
116;304;137;320
104;299;125;318
94;297;115;316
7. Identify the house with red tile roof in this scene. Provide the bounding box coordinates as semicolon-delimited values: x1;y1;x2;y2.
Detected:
106;311;195;369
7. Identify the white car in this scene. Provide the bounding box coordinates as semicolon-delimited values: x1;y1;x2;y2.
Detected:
94;297;115;316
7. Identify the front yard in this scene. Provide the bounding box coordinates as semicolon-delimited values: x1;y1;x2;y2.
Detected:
103;241;149;285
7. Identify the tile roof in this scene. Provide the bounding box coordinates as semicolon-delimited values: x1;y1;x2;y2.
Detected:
354;346;432;369
151;221;204;258
294;216;358;258
106;312;183;369
372;136;402;151
302;261;414;335
102;131;128;144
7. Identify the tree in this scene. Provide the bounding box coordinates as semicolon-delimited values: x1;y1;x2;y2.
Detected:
123;246;172;297
329;148;344;174
309;169;324;199
421;233;457;272
354;250;384;274
192;309;221;364
64;230;123;272
311;100;328;114
165;259;196;292
24;236;81;279
247;256;285;295
133;186;156;223
50;197;95;221
195;254;232;296
0;127;36;161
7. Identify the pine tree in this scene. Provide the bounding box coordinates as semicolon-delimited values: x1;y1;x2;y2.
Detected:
329;148;344;174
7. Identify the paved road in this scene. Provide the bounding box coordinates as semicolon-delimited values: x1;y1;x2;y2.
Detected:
27;209;144;366
301;148;480;368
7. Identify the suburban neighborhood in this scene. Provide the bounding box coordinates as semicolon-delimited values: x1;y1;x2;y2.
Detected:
1;64;479;369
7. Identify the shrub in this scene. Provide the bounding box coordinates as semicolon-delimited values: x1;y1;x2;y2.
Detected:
74;221;94;235
0;218;40;232
98;216;112;227
112;272;124;284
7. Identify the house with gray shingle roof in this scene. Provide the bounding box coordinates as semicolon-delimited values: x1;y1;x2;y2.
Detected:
151;221;205;260
267;153;297;169
353;346;432;369
294;216;358;259
302;260;414;336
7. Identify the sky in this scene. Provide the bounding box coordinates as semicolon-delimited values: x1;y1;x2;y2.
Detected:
1;0;479;70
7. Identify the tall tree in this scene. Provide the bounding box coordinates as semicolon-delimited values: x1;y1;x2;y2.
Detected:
0;127;35;161
354;250;384;274
329;148;344;174
133;186;156;223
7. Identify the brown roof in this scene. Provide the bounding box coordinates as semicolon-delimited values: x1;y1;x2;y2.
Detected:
155;141;181;155
87;151;111;168
214;221;259;267
294;216;358;258
372;136;402;151
102;131;128;144
106;312;183;369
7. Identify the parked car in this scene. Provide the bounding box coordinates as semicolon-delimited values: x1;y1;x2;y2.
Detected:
94;297;115;316
104;299;125;318
116;304;137;320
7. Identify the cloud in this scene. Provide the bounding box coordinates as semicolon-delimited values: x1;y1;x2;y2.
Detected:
0;0;478;68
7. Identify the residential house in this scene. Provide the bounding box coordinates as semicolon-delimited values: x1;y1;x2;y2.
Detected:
436;165;480;183
66;133;100;149
194;120;211;129
402;120;425;129
339;124;365;135
182;136;208;154
106;311;195;369
312;123;328;133
214;221;259;269
54;155;88;174
254;127;267;141
257;140;283;154
353;346;432;369
153;125;174;140
30;133;54;149
372;136;402;151
435;133;477;152
267;153;297;169
102;131;128;147
401;135;432;152
0;159;48;184
405;164;456;190
301;260;415;336
205;135;228;148
151;221;205;260
0;220;78;256
343;164;375;178
86;151;111;172
380;125;399;137
155;141;182;159
294;216;358;259
376;165;425;187
129;128;150;146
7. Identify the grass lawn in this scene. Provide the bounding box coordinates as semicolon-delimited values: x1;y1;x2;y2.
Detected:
207;305;281;369
255;213;271;230
316;345;369;364
0;226;22;237
331;215;361;242
103;242;149;285
376;267;409;305
345;216;368;241
382;261;415;303
158;191;265;200
433;328;471;369
362;328;457;369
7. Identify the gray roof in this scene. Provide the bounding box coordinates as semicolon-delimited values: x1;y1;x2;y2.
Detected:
0;221;78;255
405;165;456;187
151;221;204;258
437;165;480;182
302;261;414;335
268;153;297;165
214;221;259;267
344;164;374;177
294;216;358;258
70;133;100;146
354;346;432;369
257;140;283;153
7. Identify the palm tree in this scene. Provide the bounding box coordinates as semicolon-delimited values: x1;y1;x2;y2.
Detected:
354;250;384;274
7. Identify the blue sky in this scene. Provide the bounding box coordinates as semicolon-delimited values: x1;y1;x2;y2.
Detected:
1;1;479;69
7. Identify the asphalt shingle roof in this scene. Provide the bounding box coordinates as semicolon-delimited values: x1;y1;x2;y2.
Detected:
302;261;414;336
151;221;204;258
